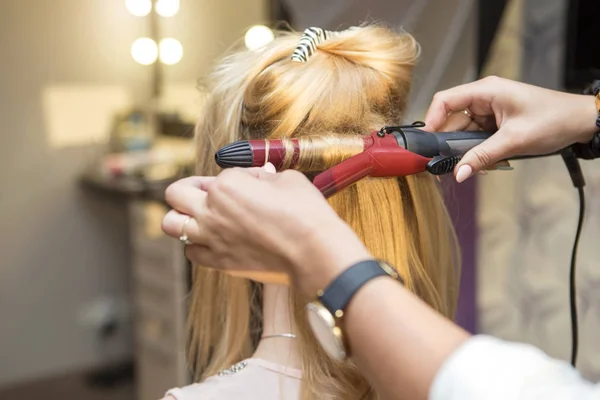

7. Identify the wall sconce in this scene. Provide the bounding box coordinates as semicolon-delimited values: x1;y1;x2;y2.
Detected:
126;0;152;17
245;25;274;51
159;38;183;65
127;0;183;66
155;0;180;17
131;37;158;65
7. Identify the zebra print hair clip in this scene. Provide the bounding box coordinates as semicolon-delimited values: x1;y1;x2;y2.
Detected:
291;27;339;63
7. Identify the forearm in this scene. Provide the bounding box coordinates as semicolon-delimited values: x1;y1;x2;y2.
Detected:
344;277;469;400
297;224;470;399
320;266;599;400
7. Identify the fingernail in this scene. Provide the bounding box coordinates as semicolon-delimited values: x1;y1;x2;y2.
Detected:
263;162;276;174
478;170;488;175
456;165;473;183
495;165;514;171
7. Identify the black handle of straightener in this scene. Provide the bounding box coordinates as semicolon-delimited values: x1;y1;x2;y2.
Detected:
401;127;600;160
419;130;600;175
398;127;493;158
434;131;600;160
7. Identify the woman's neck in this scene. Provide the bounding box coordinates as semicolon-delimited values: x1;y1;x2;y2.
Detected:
252;284;302;368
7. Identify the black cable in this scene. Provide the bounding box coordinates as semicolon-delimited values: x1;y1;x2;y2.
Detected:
561;148;585;367
568;186;584;367
563;81;600;366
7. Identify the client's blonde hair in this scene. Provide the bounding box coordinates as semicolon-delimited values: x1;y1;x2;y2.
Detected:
190;23;461;399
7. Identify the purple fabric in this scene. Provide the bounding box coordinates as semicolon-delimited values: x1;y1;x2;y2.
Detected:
444;177;478;333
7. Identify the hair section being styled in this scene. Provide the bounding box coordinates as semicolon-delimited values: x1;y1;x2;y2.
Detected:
190;23;461;400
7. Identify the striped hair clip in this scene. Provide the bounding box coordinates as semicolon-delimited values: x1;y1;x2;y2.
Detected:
291;27;339;63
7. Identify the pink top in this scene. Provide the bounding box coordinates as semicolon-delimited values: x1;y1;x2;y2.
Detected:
165;358;302;400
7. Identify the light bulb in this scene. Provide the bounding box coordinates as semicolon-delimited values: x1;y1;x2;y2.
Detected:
131;38;158;65
125;0;152;16
159;38;183;65
245;25;274;51
155;0;180;17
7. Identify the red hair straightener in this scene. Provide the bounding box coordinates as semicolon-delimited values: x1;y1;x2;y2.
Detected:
215;122;496;197
215;121;595;198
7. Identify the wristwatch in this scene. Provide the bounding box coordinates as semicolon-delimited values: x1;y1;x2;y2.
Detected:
305;259;403;360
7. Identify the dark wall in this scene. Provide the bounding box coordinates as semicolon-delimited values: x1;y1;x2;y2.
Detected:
477;0;510;73
564;0;600;90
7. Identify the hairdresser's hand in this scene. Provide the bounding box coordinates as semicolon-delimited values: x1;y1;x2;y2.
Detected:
425;76;599;182
161;165;370;296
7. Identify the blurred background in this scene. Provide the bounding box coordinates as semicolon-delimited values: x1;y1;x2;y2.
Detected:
0;0;598;399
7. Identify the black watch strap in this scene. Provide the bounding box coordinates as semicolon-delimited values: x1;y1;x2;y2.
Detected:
583;80;600;129
319;260;403;316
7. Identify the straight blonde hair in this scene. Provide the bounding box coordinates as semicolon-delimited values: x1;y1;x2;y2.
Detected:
189;23;461;399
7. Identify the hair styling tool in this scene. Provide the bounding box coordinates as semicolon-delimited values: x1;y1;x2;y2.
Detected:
216;122;493;172
215;121;497;183
215;121;600;197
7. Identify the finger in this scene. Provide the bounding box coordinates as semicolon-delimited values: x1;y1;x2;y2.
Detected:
425;83;480;131
425;79;497;131
204;168;276;193
171;176;216;190
437;111;479;132
455;132;514;182
205;168;272;212
471;114;498;132
161;209;209;244
235;166;278;180
165;179;208;216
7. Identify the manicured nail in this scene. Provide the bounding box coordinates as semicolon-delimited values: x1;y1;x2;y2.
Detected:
478;170;488;175
456;165;473;183
263;162;276;173
495;165;514;171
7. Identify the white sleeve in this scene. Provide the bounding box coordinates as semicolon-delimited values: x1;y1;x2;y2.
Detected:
429;335;599;400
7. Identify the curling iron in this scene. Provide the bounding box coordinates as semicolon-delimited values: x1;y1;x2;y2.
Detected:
215;121;600;198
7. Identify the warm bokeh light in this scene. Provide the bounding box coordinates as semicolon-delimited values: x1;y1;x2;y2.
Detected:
155;0;180;17
131;38;158;65
159;38;183;65
245;25;274;51
125;0;152;17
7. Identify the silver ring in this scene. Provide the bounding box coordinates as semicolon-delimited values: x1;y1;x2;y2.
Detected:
179;216;193;245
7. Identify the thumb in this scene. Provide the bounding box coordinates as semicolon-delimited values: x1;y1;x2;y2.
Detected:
455;132;511;183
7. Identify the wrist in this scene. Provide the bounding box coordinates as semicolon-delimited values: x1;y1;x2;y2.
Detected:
291;219;372;297
305;259;403;360
571;94;600;143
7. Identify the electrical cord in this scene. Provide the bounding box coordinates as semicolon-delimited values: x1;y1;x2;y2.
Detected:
568;186;584;366
563;81;600;366
561;148;585;367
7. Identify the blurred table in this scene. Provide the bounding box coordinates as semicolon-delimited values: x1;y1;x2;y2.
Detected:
81;172;191;400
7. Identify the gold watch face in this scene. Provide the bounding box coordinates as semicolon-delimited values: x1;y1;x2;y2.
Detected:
306;302;347;360
379;261;399;279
